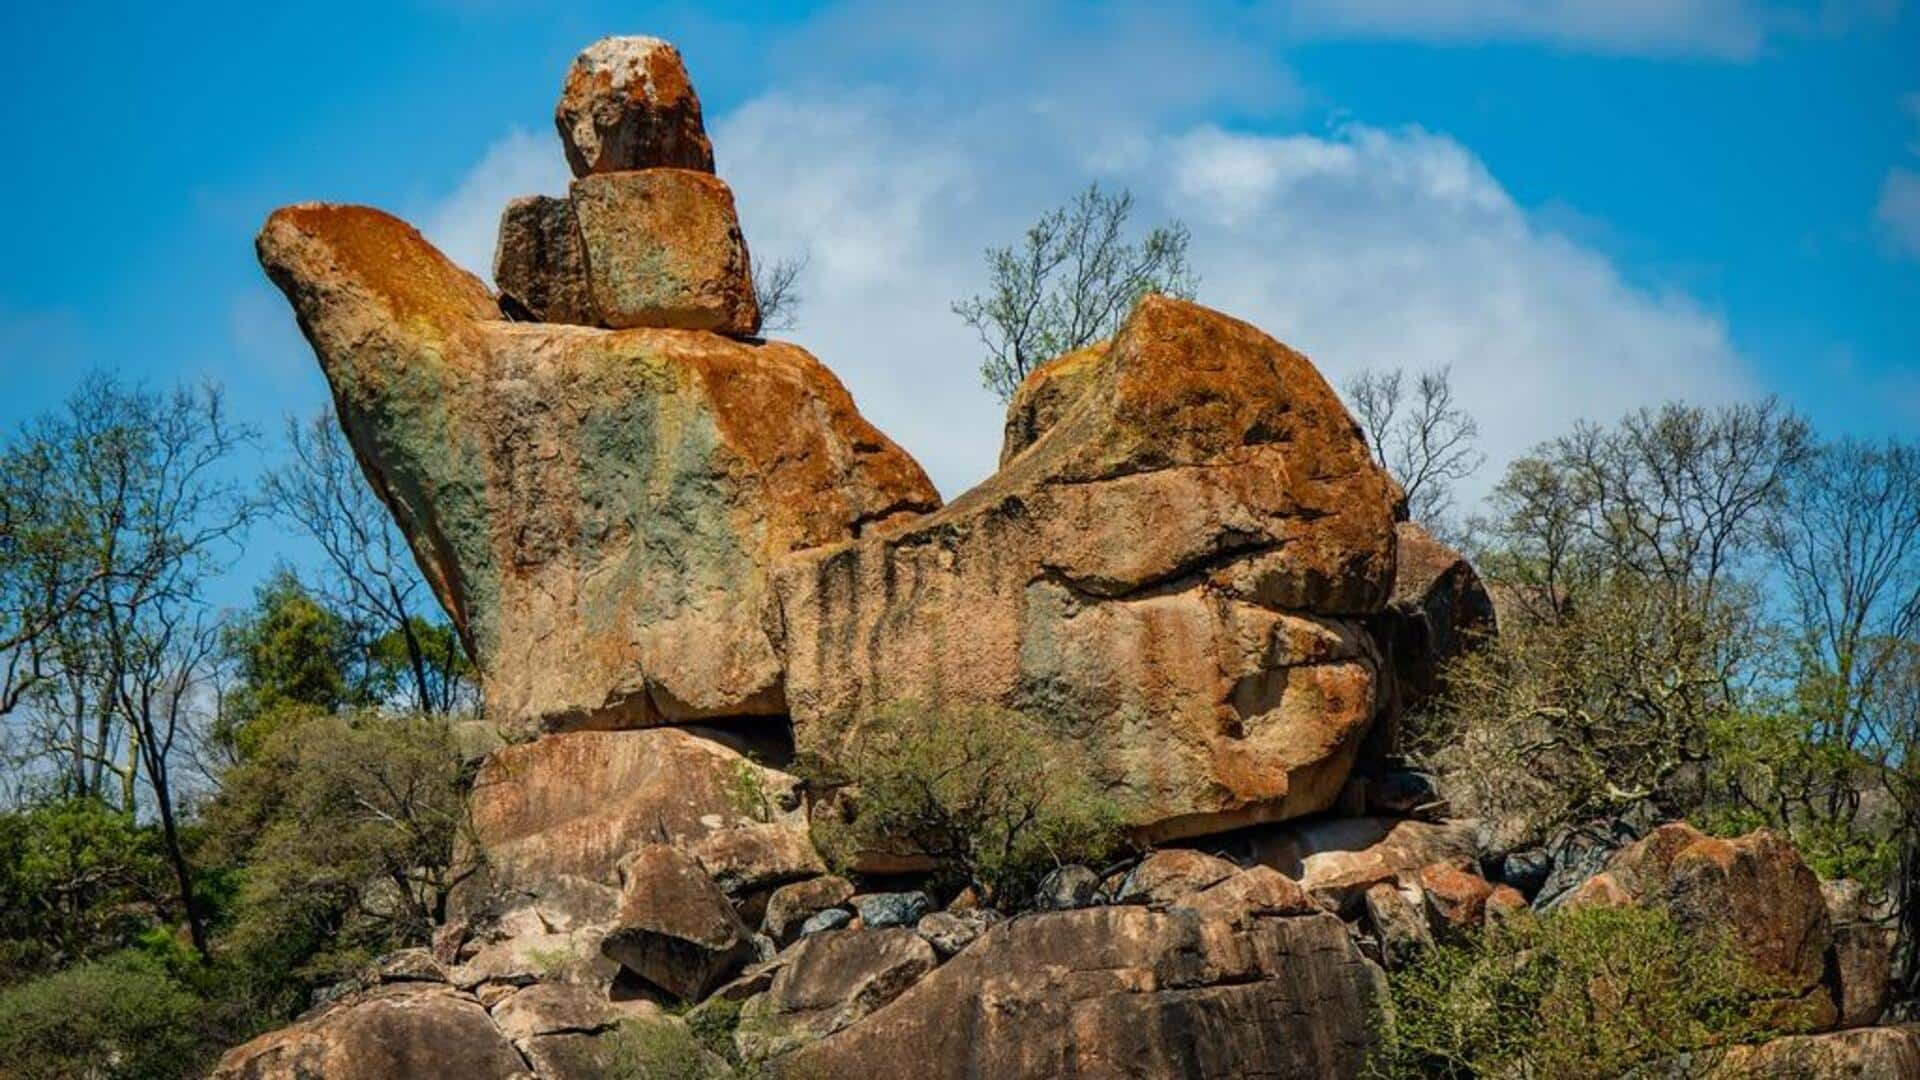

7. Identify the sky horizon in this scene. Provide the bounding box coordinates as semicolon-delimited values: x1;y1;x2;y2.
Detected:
2;0;1916;608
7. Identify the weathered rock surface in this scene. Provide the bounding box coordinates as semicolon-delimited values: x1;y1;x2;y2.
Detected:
494;195;597;326
1371;521;1495;725
781;906;1385;1079
465;728;814;900
211;984;530;1079
1174;866;1319;926
1237;815;1479;916
571;169;758;334
601;844;754;1000
555;36;714;176
1823;879;1893;1028
762;875;853;946
1704;1026;1920;1078
736;928;939;1059
778;295;1398;841
1418;859;1497;939
1035;864;1102;910
1575;823;1836;1026
1114;848;1240;905
1363;881;1433;970
852;891;931;929
257;203;937;735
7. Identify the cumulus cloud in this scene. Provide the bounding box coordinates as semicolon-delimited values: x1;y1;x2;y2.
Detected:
1278;0;1869;59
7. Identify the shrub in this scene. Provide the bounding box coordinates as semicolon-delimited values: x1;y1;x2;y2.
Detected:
0;798;172;985
0;951;213;1079
1374;906;1795;1079
804;705;1131;907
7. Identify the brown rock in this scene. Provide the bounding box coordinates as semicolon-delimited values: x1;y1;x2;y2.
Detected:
466;728;814;898
519;1001;725;1080
488;983;620;1043
736;927;938;1059
1823;879;1893;1028
1705;1026;1920;1078
1605;824;1832;1003
1175;866;1320;927
685;822;825;897
1241;815;1479;916
782;907;1385;1079
762;875;854;946
555;36;714;176
1364;881;1433;970
257;203;937;735
1378;522;1496;709
571;169;758;334
601;845;754;1000
493;195;597;325
1418;859;1497;938
1115;849;1240;905
778;295;1398;842
210;984;530;1079
1557;870;1635;911
1485;883;1528;923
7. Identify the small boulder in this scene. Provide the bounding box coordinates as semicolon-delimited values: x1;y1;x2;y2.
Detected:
211;984;530;1079
493;195;597;325
915;910;997;957
1822;879;1892;1028
1175;866;1320;927
1418;860;1497;939
1366;768;1446;819
763;875;854;946
736;928;938;1059
686;822;826;898
1242;816;1478;916
1115;849;1240;905
851;891;932;929
370;947;447;984
489;983;621;1043
1034;864;1102;911
554;36;715;176
600;845;754;1000
570;169;757;334
800;908;853;937
1705;1026;1920;1077
1363;881;1433;970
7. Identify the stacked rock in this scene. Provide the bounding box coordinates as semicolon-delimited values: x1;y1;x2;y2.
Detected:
494;36;759;335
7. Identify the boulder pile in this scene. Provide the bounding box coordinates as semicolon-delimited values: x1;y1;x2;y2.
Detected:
220;34;1914;1080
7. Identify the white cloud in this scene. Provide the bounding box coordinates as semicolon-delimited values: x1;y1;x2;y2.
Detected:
1877;167;1920;259
1280;0;1803;59
416;127;571;285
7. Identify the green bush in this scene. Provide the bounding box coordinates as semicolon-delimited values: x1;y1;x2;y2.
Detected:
1374;906;1794;1079
0;951;213;1079
804;705;1131;907
0;798;172;985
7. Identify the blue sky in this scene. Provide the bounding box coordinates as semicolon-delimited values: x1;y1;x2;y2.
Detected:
2;1;1917;605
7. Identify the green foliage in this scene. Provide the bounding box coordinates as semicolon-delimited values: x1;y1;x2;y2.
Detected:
1374;906;1794;1079
0;951;214;1080
806;706;1131;907
217;570;360;759
0;798;171;984
725;758;774;824
200;709;476;992
603;1016;733;1080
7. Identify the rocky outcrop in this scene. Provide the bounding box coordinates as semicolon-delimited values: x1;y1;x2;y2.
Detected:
211;984;531;1079
1824;879;1894;1028
778;295;1398;840
601;844;756;1000
1235;815;1479;915
1704;1026;1920;1078
779;906;1385;1079
1367;520;1495;752
736;927;939;1058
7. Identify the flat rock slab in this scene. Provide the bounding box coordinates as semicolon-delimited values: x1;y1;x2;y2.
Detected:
210;985;530;1079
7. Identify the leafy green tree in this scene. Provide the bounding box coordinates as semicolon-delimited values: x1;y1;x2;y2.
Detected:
955;183;1195;403
0;951;213;1080
216;570;360;760
202;709;477;989
0;798;171;984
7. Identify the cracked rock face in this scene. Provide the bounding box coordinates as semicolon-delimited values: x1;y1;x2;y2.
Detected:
778;295;1398;839
257;204;938;735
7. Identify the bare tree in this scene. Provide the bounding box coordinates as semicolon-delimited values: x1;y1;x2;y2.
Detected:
264;412;469;715
955;183;1196;403
1345;366;1484;529
753;253;808;334
8;377;255;957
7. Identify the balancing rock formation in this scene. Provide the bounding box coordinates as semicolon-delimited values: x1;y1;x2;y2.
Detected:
225;33;1911;1080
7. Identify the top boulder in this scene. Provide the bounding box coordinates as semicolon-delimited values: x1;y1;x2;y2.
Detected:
556;36;715;177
